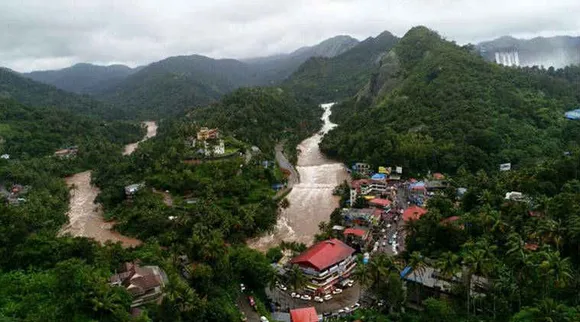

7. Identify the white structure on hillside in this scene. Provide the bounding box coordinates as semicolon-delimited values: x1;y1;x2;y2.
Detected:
495;51;520;67
203;140;225;156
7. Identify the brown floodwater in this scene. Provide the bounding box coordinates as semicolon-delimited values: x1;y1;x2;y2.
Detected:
59;121;158;247
249;103;350;251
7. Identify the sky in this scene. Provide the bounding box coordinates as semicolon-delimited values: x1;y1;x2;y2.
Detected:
2;0;580;72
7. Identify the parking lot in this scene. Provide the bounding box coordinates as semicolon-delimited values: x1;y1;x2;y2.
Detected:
266;283;361;315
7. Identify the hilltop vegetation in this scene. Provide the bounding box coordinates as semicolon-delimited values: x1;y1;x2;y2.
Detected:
321;27;580;175
284;31;399;102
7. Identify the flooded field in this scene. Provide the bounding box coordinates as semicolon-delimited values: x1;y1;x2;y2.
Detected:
59;121;157;247
249;103;349;251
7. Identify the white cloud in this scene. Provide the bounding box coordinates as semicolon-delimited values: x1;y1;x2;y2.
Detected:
1;0;579;72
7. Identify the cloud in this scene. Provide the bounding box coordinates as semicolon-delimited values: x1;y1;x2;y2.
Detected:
1;0;579;72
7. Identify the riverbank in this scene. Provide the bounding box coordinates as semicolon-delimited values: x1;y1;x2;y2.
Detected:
249;103;349;251
59;121;157;247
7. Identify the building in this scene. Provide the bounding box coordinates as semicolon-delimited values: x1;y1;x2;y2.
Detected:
197;127;220;141
290;239;356;293
352;162;371;175
125;183;144;197
343;227;370;248
203;139;225;156
350;179;389;202
290;307;318;322
110;262;168;307
369;198;391;209
401;265;489;306
342;208;381;227
403;205;428;222
0;154;9;160
54;146;78;158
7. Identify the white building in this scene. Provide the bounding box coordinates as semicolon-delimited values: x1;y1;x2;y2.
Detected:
203;140;225;156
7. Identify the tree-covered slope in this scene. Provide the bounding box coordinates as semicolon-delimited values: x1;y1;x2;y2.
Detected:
283;31;399;102
321;26;580;174
23;63;137;94
0;67;124;120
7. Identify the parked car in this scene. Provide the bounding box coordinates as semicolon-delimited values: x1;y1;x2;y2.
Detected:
387;224;392;228
240;283;246;292
343;306;351;313
323;294;333;301
260;317;269;322
300;294;312;301
346;280;354;287
351;303;361;310
332;288;343;295
314;296;323;303
290;292;298;298
277;283;287;291
382;241;387;247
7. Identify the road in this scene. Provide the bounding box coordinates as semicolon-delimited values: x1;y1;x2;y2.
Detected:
266;284;361;316
275;143;299;187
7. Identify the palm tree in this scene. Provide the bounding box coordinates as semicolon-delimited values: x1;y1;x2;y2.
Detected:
287;264;307;291
352;262;372;300
538;251;573;297
463;245;495;315
368;253;400;296
407;251;427;304
436;251;461;281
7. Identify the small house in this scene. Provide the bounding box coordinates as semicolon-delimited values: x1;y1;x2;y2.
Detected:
110;262;168;308
197;127;220;141
125;183;144;197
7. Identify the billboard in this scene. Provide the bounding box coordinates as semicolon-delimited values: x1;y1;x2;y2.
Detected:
499;163;511;171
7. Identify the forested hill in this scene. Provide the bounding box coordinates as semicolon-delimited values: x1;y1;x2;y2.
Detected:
283;31;399;102
321;26;580;175
0;67;125;120
187;87;322;161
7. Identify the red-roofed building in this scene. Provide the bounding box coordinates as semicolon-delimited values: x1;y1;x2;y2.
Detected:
432;173;445;180
343;228;367;238
290;307;318;322
290;239;356;292
403;206;428;222
369;198;391;208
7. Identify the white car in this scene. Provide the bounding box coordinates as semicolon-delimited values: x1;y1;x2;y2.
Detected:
382;241;387;247
260;317;269;322
332;288;343;295
381;228;386;233
338;309;345;314
240;283;246;292
300;294;312;301
314;296;323;303
290;292;298;298
323;294;333;301
277;284;287;291
387;224;392;228
343;306;351;313
346;280;354;287
351;303;361;310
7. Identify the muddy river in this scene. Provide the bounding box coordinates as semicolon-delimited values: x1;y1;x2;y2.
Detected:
249;103;350;251
59;121;157;247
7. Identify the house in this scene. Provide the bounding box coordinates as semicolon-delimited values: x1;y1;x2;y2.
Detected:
352;162;371;175
197;127;220;141
290;307;318;322
401;265;489;306
505;191;527;202
290;239;356;293
403;205;428;222
2;184;28;205
0;154;9;160
110;262;168;308
54;146;78;158
343;227;370;248
350;179;389;202
369;198;391;209
125;183;144;197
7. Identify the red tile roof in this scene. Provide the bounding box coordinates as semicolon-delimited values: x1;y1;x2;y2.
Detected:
290;239;355;271
403;205;428;222
290;307;318;322
441;216;460;224
525;243;539;251
369;198;391;207
343;228;367;238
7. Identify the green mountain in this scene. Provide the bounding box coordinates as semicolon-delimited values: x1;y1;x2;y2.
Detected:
22;63;138;94
0;67;123;120
321;26;580;174
283;31;399;102
244;35;360;83
477;35;580;68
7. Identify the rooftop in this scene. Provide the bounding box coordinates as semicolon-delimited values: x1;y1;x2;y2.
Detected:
403;205;428;222
343;227;368;238
369;198;391;208
290;239;355;271
290;307;318;322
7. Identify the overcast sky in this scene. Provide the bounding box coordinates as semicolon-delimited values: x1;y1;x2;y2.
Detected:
2;0;579;72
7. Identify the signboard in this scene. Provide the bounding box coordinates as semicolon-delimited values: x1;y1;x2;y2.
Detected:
396;166;403;174
378;166;389;174
499;163;511;171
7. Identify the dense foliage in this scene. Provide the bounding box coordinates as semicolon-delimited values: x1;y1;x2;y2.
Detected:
321;27;580;175
0;67;125;120
284;31;399;102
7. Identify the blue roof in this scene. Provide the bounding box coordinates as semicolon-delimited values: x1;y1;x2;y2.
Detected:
565;109;580;120
400;266;412;278
371;173;386;180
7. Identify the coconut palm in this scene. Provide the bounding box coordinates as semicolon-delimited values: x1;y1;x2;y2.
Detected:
436;251;461;281
407;251;427;303
538;251;573;295
352;262;372;300
287;264;307;291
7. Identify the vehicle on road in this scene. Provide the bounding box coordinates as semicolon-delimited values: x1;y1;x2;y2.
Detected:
347;280;354;287
248;296;257;311
323;294;333;301
381;228;386;233
387;224;392;228
260;317;269;322
276;283;287;291
290;292;299;298
332;288;343;295
351;303;360;310
300;294;312;301
314;296;323;303
343;306;351;313
382;241;387;247
240;283;246;292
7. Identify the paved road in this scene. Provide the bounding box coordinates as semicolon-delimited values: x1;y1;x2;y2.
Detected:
274;143;299;199
266;284;361;316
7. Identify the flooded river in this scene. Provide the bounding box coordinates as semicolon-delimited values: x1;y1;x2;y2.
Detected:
59;121;157;247
250;103;349;251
